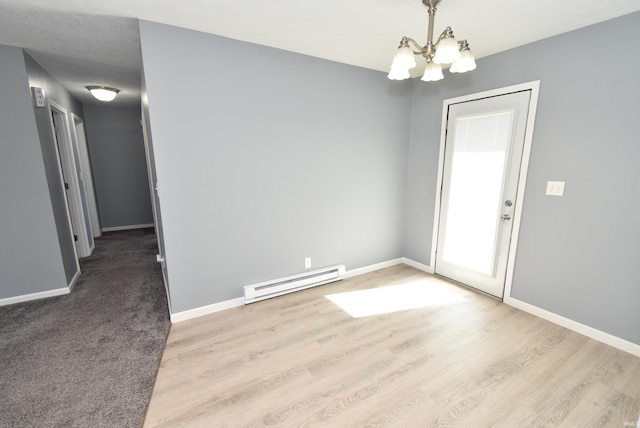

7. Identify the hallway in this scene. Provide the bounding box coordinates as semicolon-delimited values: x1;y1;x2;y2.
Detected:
0;228;170;427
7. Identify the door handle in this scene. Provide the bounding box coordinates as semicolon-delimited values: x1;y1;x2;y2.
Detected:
501;214;511;222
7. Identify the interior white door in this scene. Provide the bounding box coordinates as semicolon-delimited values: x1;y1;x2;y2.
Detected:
50;103;92;258
72;115;102;238
68;121;95;252
435;90;531;298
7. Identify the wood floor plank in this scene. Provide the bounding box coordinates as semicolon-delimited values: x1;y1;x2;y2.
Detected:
144;265;640;427
560;381;639;427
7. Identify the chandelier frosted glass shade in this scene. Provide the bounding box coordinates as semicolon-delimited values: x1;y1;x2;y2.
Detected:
387;0;475;83
450;49;477;73
432;35;461;64
421;61;444;82
388;67;412;80
387;40;417;79
390;45;417;70
87;86;120;102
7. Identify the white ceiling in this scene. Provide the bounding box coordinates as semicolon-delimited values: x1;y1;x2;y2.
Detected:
1;0;638;106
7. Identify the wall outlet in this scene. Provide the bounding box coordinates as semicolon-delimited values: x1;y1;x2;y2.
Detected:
304;257;311;269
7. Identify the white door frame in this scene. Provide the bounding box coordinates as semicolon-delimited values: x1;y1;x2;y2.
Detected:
49;100;92;258
141;102;172;313
430;81;540;300
70;113;102;238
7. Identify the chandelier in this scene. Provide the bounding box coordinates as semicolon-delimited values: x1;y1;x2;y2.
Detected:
388;0;476;82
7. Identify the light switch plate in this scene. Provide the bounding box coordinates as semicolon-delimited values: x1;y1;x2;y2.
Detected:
546;181;565;196
32;87;46;108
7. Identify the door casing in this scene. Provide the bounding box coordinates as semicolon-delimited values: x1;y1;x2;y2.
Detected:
141;102;172;314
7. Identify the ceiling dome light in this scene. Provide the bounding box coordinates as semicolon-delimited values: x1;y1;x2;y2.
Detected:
87;86;120;102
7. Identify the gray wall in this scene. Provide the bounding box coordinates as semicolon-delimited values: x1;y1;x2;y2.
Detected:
139;20;412;313
23;52;85;284
83;105;153;229
0;45;68;298
404;12;640;344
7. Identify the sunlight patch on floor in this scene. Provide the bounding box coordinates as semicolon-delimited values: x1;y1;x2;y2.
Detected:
325;280;464;318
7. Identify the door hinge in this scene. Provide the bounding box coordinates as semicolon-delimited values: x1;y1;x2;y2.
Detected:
64;182;69;190
74;235;78;241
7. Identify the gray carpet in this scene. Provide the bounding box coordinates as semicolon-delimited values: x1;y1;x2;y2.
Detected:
0;228;170;427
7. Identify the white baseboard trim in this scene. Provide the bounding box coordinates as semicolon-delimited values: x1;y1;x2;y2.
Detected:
401;257;434;274
68;269;81;292
170;297;244;323
0;287;70;307
171;259;409;323
344;258;403;279
504;296;640;358
102;223;154;232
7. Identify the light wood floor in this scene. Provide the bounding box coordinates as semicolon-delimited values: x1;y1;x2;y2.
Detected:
144;265;640;427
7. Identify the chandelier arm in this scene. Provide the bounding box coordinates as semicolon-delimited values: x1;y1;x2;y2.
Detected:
435;26;454;45
404;37;428;55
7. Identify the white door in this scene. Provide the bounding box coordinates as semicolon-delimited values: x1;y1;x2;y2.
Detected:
434;90;531;298
68;120;95;252
71;115;102;238
50;102;92;258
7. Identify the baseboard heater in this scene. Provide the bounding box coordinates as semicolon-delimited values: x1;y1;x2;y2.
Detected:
243;264;345;304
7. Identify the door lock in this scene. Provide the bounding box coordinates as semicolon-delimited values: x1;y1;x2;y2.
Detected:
504;200;513;207
501;214;511;222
